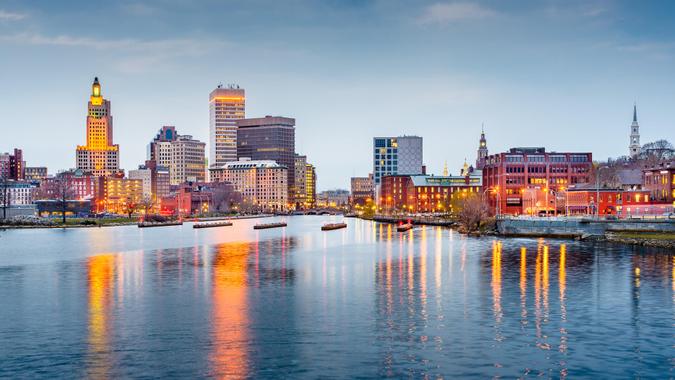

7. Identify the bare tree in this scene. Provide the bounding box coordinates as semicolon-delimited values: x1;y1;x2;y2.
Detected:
457;194;490;233
139;196;155;215
0;177;10;220
35;176;76;224
125;197;139;219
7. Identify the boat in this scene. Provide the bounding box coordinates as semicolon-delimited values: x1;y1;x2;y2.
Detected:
253;222;287;230
321;222;347;231
138;221;183;228
193;221;233;229
397;223;413;232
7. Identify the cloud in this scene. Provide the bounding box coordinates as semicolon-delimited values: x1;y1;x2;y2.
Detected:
417;2;497;25
0;32;227;73
0;10;27;21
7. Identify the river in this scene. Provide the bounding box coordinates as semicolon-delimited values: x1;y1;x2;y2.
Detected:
0;215;672;378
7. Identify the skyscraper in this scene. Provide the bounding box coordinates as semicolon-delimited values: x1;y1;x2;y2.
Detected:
372;136;423;185
209;85;245;167
236;116;296;205
476;126;488;170
629;104;641;159
148;126;205;185
76;77;120;177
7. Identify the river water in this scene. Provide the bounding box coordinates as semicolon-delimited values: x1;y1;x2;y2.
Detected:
0;216;673;378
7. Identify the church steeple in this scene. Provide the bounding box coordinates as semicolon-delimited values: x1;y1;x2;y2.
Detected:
633;103;637;123
476;124;488;170
442;161;449;176
629;103;641;159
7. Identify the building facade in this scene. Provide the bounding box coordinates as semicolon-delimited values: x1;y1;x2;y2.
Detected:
76;77;120;177
237;116;295;205
0;148;25;180
37;170;98;202
210;158;287;212
316;190;350;208
373;136;423;185
351;174;374;206
305;163;316;208
129;167;152;200
209;85;245;167
24;167;47;181
148;126;206;185
643;161;675;205
380;174;482;213
373;136;423;206
0;181;36;206
566;189;656;216
482;147;593;215
95;176;143;214
294;154;308;207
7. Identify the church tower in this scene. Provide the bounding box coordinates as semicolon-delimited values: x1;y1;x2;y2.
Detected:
629;104;641;159
476;125;488;169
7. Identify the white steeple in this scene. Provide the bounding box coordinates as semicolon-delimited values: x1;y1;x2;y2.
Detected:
629;103;641;159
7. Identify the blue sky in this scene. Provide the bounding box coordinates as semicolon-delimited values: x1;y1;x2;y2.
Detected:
1;0;674;189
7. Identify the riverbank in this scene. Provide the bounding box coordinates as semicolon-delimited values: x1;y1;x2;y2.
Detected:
0;214;277;230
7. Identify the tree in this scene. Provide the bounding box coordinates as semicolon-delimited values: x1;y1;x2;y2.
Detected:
0;177;10;220
139;196;155;215
639;139;674;166
457;193;490;233
35;176;76;224
125;197;139;219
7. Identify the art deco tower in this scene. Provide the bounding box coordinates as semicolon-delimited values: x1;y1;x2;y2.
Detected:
629;103;641;159
76;77;119;176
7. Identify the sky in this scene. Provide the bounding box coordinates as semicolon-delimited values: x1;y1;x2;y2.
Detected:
1;0;674;190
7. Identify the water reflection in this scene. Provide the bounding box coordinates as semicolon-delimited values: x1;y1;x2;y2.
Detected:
0;217;673;378
87;255;115;379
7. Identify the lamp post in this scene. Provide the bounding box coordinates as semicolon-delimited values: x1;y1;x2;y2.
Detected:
483;187;501;216
595;166;609;218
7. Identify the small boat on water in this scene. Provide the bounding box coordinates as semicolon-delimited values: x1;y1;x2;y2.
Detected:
138;221;183;228
397;223;413;232
193;221;233;229
254;222;287;230
321;222;347;231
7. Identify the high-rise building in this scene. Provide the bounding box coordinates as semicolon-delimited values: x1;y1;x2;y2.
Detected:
210;158;287;212
629;104;641;159
209;85;245;167
0;148;25;180
76;77;120;177
148;126;206;185
236;116;296;205
372;136;423;185
476;126;488;170
306;163;316;208
294;154;308;207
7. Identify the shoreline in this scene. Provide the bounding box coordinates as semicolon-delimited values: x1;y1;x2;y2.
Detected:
0;214;278;230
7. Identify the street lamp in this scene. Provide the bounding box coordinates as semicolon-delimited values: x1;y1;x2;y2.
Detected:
595;166;609;218
483;187;501;216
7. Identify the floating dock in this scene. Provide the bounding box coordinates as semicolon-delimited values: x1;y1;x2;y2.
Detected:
321;223;347;231
193;221;233;229
138;221;183;228
254;222;287;230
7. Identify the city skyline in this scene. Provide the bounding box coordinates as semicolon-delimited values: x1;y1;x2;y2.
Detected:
2;1;675;190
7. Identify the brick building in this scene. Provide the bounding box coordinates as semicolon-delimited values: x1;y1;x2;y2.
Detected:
380;174;482;214
482;147;592;215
